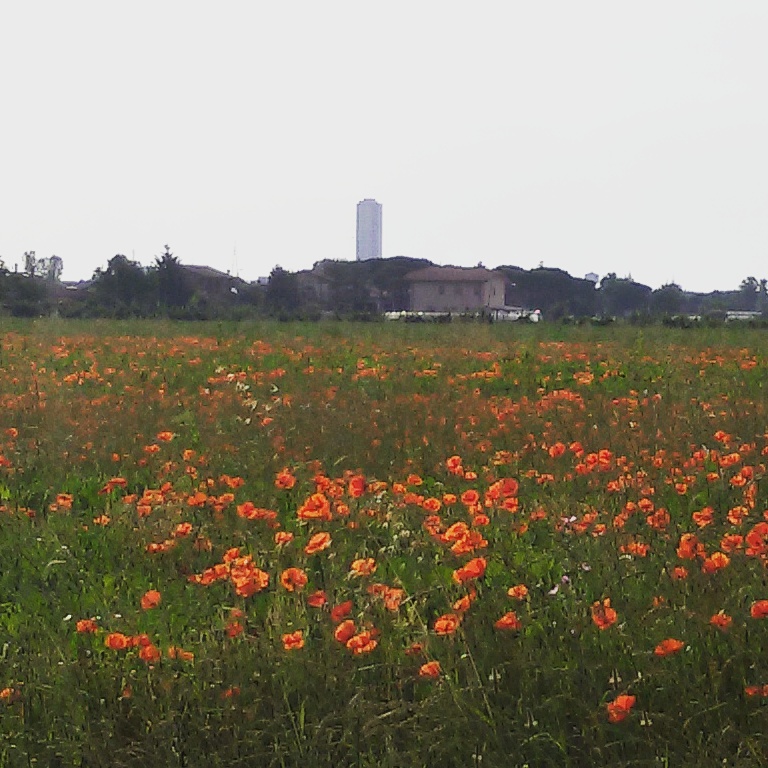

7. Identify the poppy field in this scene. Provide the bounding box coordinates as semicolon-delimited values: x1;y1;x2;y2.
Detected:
2;319;768;766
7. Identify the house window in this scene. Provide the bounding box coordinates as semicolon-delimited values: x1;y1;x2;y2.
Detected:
454;285;462;296
438;285;445;295
474;285;481;298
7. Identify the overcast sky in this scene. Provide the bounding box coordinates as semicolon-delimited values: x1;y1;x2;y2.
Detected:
1;2;766;292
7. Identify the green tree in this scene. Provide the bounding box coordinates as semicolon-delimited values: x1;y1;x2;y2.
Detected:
598;274;652;317
90;254;155;316
152;245;191;309
650;283;686;315
266;266;299;316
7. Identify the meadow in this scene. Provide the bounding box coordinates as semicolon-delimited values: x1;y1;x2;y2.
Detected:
1;318;768;767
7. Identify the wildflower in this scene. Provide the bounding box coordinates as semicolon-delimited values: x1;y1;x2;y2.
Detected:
307;590;328;608
446;455;463;475
76;618;99;634
330;600;353;623
104;633;130;651
167;646;195;661
452;557;487;584
349;558;377;577
495;611;522;631
275;469;296;490
334;620;357;644
274;531;294;547
750;600;768;619
348;475;366;498
591;598;618;630
346;630;378;655
221;686;240;699
507;584;529;600
282;630;305;651
702;552;730;573
174;522;193;538
692;506;715;527
671;566;689;580
140;589;161;611
226;621;244;638
654;638;684;657
460;489;480;507
0;687;20;704
709;612;733;631
139;644;161;663
606;694;636;723
452;589;477;614
280;567;308;592
156;431;175;442
433;613;461;635
676;533;705;560
304;532;332;555
419;660;442;679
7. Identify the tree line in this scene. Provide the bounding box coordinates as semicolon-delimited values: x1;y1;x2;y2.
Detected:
1;249;767;323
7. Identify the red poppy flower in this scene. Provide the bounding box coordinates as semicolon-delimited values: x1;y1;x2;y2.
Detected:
419;660;441;679
606;694;636;723
654;638;684;657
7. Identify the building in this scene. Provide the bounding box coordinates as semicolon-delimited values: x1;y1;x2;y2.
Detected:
405;266;510;313
356;199;382;261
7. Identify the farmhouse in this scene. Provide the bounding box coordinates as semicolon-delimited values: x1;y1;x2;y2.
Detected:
405;266;510;314
181;265;246;300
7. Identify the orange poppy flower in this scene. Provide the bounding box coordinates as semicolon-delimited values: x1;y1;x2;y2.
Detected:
507;584;529;600
494;611;522;631
140;589;162;611
460;489;480;507
591;598;618;630
347;475;366;498
334;620;357;644
275;469;296;490
282;630;305;651
446;455;463;475
346;630;378;655
306;590;328;608
452;557;487;584
606;694;636;723
419;660;442;679
709;612;733;631
104;632;130;651
330;600;353;623
138;644;161;663
280;567;308;592
76;618;98;634
349;558;377;577
701;552;730;573
750;600;768;619
304;532;332;555
452;590;477;614
654;638;684;657
433;613;461;635
274;531;294;547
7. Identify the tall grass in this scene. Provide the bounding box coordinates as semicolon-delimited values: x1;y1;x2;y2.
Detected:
1;319;768;766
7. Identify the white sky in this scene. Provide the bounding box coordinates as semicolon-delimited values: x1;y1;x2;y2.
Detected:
1;1;766;292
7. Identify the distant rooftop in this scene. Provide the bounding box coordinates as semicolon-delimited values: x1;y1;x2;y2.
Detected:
405;266;506;282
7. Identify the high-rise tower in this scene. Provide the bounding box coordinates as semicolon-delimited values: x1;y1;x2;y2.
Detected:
356;199;382;261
